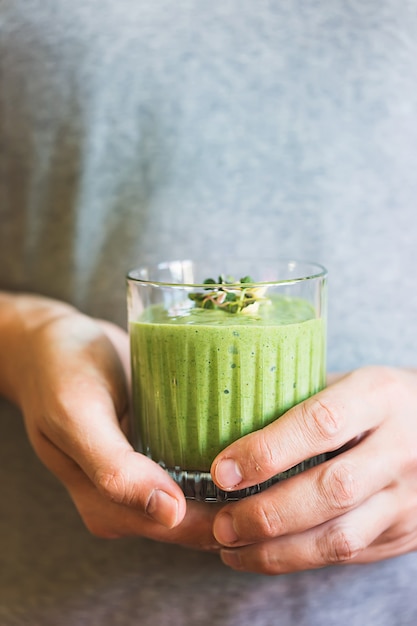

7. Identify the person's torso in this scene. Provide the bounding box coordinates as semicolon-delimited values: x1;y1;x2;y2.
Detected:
1;0;416;371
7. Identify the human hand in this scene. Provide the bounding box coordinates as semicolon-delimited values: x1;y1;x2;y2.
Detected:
7;295;220;551
210;367;417;573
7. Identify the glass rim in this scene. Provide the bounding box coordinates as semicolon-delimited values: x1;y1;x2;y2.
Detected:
126;258;328;288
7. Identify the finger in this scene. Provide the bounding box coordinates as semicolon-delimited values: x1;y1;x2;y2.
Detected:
220;487;396;575
211;367;391;491
44;441;222;549
70;468;222;550
213;429;398;546
37;407;223;547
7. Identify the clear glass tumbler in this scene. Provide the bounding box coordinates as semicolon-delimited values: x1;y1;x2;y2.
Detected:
127;259;327;502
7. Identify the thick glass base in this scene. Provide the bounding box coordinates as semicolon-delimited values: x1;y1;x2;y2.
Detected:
163;454;329;502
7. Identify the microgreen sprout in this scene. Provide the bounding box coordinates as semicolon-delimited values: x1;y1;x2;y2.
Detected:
189;275;267;314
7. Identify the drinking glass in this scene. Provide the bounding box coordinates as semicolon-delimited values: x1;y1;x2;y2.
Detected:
127;259;327;501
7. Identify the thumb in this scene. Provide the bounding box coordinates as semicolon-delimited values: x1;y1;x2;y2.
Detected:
41;386;186;528
31;356;186;528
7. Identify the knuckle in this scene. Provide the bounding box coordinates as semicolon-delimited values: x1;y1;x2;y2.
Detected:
94;466;133;506
319;460;360;512
248;429;278;477
318;524;365;564
356;365;403;413
254;545;282;576
252;500;284;539
301;396;345;445
361;364;399;392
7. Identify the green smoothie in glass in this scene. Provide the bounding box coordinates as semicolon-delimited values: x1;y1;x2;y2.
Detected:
127;260;327;501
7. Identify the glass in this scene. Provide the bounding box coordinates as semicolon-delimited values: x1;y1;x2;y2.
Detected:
127;259;327;502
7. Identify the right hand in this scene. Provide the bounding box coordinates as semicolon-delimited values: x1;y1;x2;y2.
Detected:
4;294;221;551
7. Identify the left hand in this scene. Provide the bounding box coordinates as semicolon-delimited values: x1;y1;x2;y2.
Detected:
210;366;417;574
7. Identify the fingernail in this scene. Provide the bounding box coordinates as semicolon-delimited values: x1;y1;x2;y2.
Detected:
214;512;239;545
146;489;179;528
214;458;243;490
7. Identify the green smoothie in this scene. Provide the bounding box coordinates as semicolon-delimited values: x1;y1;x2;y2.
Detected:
130;295;326;472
